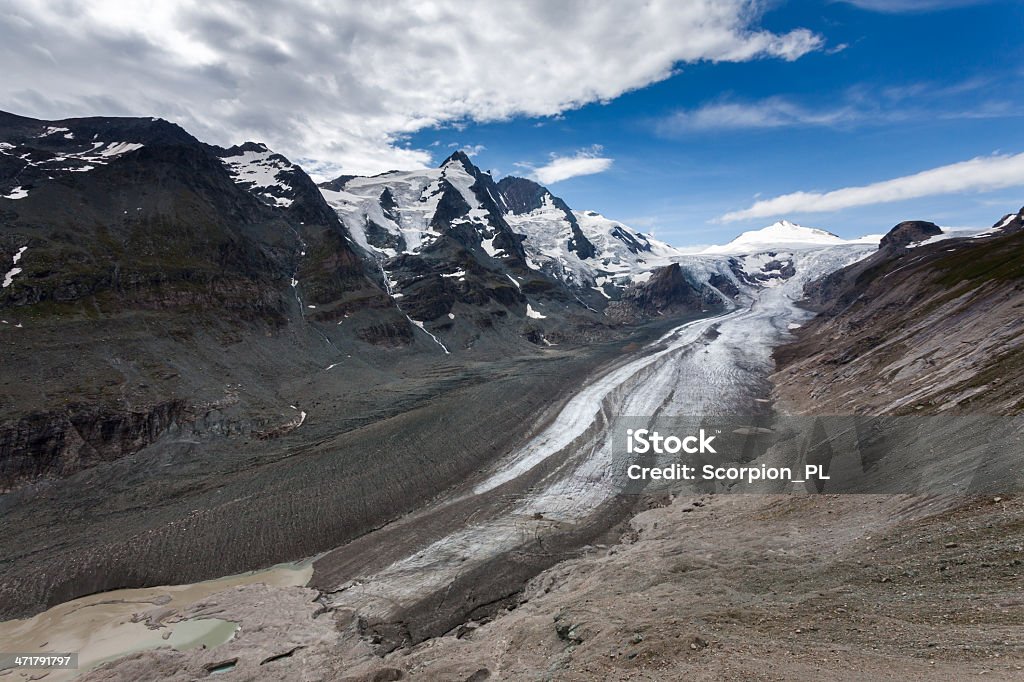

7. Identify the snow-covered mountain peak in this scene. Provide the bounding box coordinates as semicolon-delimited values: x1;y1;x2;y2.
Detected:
319;151;516;259
440;150;477;173
315;149;882;319
703;220;849;254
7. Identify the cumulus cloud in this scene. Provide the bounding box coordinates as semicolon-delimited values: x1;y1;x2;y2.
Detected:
720;152;1024;222
0;0;822;176
523;146;614;184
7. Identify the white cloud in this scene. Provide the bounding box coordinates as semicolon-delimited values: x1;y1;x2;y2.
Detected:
839;0;993;12
654;78;1016;134
656;97;856;134
524;146;614;184
450;144;486;157
0;1;822;176
721;152;1024;222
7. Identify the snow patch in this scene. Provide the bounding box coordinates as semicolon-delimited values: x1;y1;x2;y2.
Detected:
480;236;505;258
907;232;953;248
98;142;144;157
2;247;27;288
220;146;297;207
526;304;547;319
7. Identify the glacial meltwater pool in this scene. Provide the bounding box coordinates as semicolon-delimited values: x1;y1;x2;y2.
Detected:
0;559;313;680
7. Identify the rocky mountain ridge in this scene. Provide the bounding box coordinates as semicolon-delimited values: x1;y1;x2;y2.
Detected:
320;155;710;308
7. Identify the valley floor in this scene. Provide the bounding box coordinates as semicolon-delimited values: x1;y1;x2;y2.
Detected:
66;495;1024;681
6;273;1023;681
336;493;1024;681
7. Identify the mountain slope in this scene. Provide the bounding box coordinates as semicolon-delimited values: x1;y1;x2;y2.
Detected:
774;207;1024;415
319;152;581;346
0;111;892;627
319;156;894;346
0;111;399;489
318;153;745;346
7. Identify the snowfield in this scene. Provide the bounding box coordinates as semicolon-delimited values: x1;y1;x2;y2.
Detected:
2;246;27;288
219;144;298;207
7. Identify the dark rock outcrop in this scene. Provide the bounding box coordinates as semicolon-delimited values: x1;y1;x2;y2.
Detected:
317;174;357;192
992;206;1024;235
605;263;711;322
609;225;651;255
627;263;703;313
878;220;942;251
0;401;189;489
803;220;938;311
708;272;741;299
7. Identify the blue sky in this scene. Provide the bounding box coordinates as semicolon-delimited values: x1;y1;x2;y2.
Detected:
410;0;1024;244
4;0;1023;246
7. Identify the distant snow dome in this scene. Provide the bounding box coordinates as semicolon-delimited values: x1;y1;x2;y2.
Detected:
703;220;878;254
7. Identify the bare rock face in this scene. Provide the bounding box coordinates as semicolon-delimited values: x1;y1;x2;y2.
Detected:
708;272;741;299
0;400;188;489
802;219;939;311
497;176;597;259
878;220;942;251
992;206;1024;234
355;315;416;347
605;263;712;322
630;263;703;312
